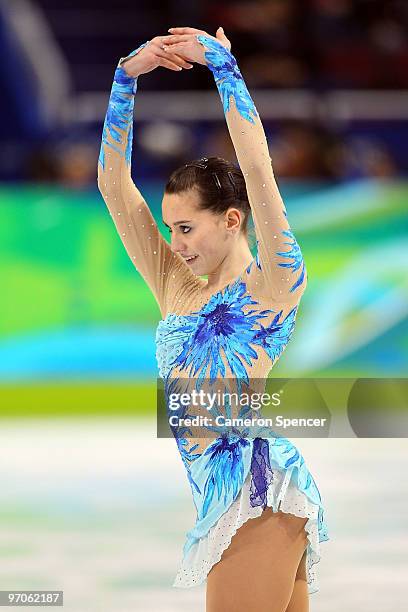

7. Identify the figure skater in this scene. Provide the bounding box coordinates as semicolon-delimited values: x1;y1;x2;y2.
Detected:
98;25;329;612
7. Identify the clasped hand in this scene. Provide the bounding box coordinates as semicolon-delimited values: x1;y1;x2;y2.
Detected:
122;26;231;78
162;26;231;65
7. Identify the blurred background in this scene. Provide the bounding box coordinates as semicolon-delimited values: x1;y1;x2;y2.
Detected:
0;0;407;610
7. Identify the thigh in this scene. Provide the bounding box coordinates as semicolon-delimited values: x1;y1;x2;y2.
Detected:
206;508;308;612
285;550;309;612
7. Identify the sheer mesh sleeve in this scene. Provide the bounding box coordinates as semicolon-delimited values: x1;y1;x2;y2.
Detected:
97;43;198;318
197;35;307;303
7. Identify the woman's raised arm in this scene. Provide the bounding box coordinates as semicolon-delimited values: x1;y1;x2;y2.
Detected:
162;28;307;303
97;38;196;318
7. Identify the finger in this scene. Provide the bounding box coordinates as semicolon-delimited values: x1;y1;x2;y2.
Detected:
162;43;188;56
173;53;194;68
156;49;193;69
158;57;185;71
160;34;191;44
174;53;194;68
153;37;192;65
168;27;203;35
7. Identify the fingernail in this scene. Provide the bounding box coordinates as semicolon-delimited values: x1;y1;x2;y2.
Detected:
168;28;173;31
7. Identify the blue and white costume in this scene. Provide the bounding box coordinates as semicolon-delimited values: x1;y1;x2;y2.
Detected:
98;34;329;595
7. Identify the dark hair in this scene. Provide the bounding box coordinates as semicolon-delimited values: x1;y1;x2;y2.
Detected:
164;156;254;242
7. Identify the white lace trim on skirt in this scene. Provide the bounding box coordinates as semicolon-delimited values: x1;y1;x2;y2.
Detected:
173;465;323;595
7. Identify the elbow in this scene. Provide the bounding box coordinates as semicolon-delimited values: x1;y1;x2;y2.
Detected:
97;141;107;193
97;164;120;202
97;162;106;195
97;155;114;197
97;173;105;197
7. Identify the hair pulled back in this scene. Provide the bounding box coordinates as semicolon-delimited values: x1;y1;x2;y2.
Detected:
164;156;253;240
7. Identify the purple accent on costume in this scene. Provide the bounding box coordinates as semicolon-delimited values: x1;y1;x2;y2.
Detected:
250;437;274;507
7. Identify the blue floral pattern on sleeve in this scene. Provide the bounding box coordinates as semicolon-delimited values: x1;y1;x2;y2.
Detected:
277;229;307;293
98;41;149;170
247;233;306;294
196;35;258;124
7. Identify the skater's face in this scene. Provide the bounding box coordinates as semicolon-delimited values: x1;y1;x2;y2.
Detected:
162;187;244;276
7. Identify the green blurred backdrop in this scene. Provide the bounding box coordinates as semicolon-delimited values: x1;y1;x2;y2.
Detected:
1;179;407;416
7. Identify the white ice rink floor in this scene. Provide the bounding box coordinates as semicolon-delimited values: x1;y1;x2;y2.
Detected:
0;418;407;611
